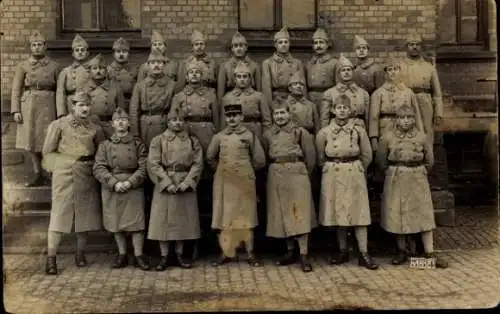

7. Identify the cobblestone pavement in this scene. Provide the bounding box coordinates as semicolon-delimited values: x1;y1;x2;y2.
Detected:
3;248;500;312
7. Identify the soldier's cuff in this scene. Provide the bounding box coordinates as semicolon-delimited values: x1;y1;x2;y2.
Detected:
158;178;172;192
108;177;119;189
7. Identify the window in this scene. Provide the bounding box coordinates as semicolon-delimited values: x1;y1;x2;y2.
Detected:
60;0;141;36
437;0;488;46
238;0;317;31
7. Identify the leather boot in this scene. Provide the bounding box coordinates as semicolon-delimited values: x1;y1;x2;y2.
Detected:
211;254;232;267
112;254;127;269
176;254;193;269
425;252;448;269
156;256;169;271
45;256;58;275
329;250;349;265
358;252;378;270
299;254;313;272
25;172;44;187
276;250;297;266
134;255;150;271
75;252;87;267
247;253;262;267
392;250;408;265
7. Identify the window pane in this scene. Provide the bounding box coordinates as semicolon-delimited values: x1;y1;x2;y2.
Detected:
239;0;275;29
282;0;316;29
437;0;457;43
63;0;98;30
102;0;141;30
460;0;478;42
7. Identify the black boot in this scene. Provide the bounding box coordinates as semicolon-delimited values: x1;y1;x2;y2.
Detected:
247;253;262;267
211;254;232;267
299;254;313;272
134;255;150;271
156;256;168;271
75;252;87;267
329;250;349;265
392;250;408;265
45;256;58;275
276;249;297;266
425;252;448;269
112;254;128;269
176;254;193;269
358;252;378;270
25;172;44;187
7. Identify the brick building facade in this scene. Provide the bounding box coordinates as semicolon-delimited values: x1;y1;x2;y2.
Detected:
1;0;498;202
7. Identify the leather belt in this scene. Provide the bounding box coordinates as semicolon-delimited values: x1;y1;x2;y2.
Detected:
411;87;431;94
112;169;137;175
243;116;260;122
185;116;212;122
77;156;94;162
26;86;56;92
98;115;113;121
380;113;397;118
272;87;288;93
326;156;359;163
271;156;304;164
309;88;327;92
141;109;164;115
389;161;424;167
165;164;191;172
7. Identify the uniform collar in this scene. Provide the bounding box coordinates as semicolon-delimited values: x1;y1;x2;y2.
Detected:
232;87;254;96
311;53;333;64
109;60;131;71
230;55;252;67
224;126;246;135
87;79;111;90
146;74;168;86
382;82;405;92
356;58;374;69
189;54;210;64
287;95;307;104
395;126;418;139
69;114;91;128
273;121;296;134
164;129;189;141
273;52;294;63
110;133;134;143
330;119;354;134
71;60;87;68
336;82;357;93
28;56;49;66
184;85;206;96
405;56;424;65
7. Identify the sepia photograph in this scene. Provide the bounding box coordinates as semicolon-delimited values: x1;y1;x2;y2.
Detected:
1;0;498;311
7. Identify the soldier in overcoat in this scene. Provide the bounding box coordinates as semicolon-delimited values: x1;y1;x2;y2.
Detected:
107;37;138;110
56;34;91;118
11;30;60;186
147;108;204;271
217;31;261;102
352;35;385;95
177;30;218;91
285;70;320;134
42;90;105;275
376;104;448;268
93;108;149;271
262;27;305;109
207;104;266;267
306;28;337;115
82;54;126;138
316;94;378;270
264;103;317;272
321;54;370;129
137;30;178;82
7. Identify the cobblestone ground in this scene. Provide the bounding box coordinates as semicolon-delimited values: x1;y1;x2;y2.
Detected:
3;248;500;312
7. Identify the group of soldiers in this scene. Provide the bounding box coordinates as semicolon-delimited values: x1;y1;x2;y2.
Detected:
11;25;448;276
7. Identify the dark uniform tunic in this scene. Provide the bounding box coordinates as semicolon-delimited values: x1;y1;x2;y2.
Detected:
217;56;261;101
107;61;138;110
177;54;218;91
284;95;320;134
352;59;385;95
56;62;90;117
306;53;337;113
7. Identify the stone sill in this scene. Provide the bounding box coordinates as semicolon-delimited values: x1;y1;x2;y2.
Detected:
47;38;151;50
436;50;497;61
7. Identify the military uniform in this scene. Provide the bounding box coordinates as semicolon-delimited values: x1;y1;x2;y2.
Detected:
137;31;178;82
306;28;337;113
129;54;176;148
11;31;60;153
285;71;320;134
262;27;305;109
352;35;385;95
217;32;261;101
107;38;138;110
56;35;90;117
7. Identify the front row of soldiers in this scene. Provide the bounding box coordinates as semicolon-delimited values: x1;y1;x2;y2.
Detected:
42;82;448;275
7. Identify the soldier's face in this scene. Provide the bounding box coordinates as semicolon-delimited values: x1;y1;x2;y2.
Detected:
289;82;305;95
151;41;166;54
273;108;290;126
355;45;369;58
386;65;400;82
72;46;88;61
225;112;243;128
192;41;206;55
339;66;353;81
407;42;422;57
187;68;202;84
114;49;129;63
149;60;165;74
231;42;247;57
235;72;251;88
90;65;107;80
73;102;91;118
332;103;351;120
313;39;328;54
275;39;290;54
113;117;129;132
168;117;185;132
30;41;46;57
397;115;415;130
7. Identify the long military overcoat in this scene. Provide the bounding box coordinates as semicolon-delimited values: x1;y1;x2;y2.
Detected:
56;61;90;117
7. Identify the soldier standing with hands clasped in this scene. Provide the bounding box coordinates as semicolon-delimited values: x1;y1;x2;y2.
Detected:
107;37;138;110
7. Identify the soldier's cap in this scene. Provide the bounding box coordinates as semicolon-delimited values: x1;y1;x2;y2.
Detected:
337;53;354;69
112;107;129;120
383;57;401;70
113;37;130;51
88;53;107;67
72;34;88;49
274;27;290;41
333;94;352;109
353;35;369;48
167;107;185;120
288;70;306;86
272;101;290;111
186;59;207;72
147;52;166;63
233;61;251;74
29;30;46;44
231;31;247;45
224;104;243;115
71;90;91;104
151;30;166;44
191;30;206;43
406;31;423;44
312;28;329;41
396;103;416;117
